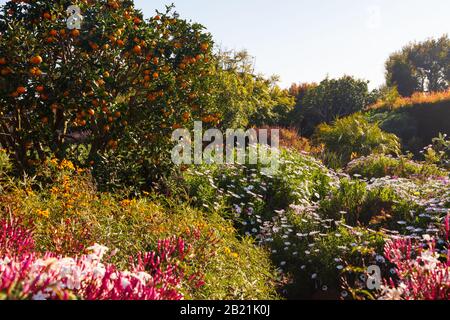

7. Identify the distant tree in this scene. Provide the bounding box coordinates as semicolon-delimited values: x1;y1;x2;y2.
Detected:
289;82;317;101
291;76;375;136
385;53;420;97
288;82;316;129
386;34;450;96
211;49;295;128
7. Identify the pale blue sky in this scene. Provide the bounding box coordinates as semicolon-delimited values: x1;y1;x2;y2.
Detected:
134;0;449;89
1;0;448;89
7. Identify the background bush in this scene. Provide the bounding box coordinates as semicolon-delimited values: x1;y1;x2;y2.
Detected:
345;154;446;179
289;76;377;136
314;113;401;168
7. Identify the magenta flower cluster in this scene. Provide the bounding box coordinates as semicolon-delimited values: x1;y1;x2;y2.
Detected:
380;215;450;300
0;218;202;300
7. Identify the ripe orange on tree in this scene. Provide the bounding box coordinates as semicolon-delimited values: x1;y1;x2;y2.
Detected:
71;29;80;37
1;67;12;76
200;43;209;52
16;86;27;94
132;45;142;54
89;42;99;50
30;67;42;76
0;58;6;65
107;139;116;148
108;1;120;10
30;55;43;64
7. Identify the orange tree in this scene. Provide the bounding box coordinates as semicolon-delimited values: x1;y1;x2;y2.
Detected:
0;0;216;190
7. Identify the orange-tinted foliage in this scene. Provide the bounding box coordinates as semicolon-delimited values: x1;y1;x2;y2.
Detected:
369;90;450;111
258;126;312;153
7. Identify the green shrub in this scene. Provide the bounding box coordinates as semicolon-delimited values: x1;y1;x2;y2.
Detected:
180;147;338;232
319;179;418;228
314;113;401;168
423;133;450;169
318;175;450;234
292;76;377;136
0;149;11;176
264;207;386;299
346;154;446;179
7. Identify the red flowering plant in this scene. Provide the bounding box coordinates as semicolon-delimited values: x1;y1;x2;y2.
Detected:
379;214;450;300
0;218;205;300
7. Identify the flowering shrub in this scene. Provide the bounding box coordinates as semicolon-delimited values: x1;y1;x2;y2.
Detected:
258;205;386;299
181;148;338;237
178;142;450;299
0;218;35;257
257;127;312;154
379;215;450;300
